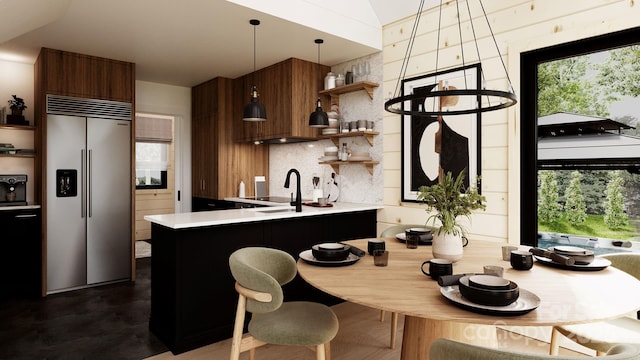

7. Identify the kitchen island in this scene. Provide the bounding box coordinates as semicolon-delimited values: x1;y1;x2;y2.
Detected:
144;202;381;354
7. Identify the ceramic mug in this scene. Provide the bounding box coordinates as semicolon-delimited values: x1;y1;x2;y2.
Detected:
510;250;534;270
421;258;453;280
367;239;386;255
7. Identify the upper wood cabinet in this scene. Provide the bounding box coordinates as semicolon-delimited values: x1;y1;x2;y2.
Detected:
35;48;135;104
192;77;268;199
233;58;330;143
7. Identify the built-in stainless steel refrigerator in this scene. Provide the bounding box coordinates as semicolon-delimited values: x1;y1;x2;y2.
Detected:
46;95;131;294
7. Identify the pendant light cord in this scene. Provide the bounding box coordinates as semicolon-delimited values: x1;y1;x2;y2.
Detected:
253;21;257;89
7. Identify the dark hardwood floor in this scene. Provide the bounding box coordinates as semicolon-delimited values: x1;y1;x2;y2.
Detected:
0;258;168;360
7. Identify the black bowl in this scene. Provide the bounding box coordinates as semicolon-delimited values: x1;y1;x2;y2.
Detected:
311;243;351;261
458;276;519;306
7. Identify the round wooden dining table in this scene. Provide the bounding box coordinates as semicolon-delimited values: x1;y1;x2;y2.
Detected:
297;238;640;360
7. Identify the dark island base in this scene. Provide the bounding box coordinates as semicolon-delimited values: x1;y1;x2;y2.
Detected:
149;210;376;354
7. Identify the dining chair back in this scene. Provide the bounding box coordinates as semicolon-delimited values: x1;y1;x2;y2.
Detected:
431;338;640;359
229;247;339;360
550;252;640;356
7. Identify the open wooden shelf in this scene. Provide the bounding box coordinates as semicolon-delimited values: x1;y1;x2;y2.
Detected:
319;131;379;146
319;81;379;108
0;153;36;158
0;124;35;130
319;81;379;99
319;160;379;175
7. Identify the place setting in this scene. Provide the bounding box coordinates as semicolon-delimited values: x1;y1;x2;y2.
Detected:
529;245;611;271
299;242;366;267
395;227;433;246
427;260;541;316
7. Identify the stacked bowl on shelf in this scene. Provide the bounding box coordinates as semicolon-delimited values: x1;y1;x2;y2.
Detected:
321;111;340;135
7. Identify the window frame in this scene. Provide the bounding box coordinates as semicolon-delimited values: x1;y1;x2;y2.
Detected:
519;27;640;246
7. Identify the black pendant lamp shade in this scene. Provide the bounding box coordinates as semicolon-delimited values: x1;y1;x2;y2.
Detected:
243;19;266;122
309;39;328;128
243;85;266;121
309;98;329;127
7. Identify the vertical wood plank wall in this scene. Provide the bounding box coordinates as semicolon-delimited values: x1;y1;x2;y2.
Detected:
379;0;640;242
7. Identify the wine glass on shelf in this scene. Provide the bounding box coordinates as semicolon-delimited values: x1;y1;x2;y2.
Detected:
364;61;371;81
351;64;359;83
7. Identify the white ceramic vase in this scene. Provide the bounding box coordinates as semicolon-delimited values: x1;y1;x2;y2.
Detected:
432;231;464;262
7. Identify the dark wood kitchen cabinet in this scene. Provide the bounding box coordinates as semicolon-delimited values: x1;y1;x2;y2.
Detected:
35;47;135;103
149;210;376;354
0;208;42;299
233;58;330;143
192;77;268;199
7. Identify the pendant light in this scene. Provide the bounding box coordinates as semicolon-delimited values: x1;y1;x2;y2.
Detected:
243;19;266;122
384;0;517;117
309;39;329;128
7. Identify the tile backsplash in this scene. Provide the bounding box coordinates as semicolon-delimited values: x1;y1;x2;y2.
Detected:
269;52;383;205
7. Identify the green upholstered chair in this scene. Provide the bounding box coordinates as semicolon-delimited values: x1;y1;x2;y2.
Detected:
550;253;640;356
430;338;640;360
229;247;339;360
378;224;436;349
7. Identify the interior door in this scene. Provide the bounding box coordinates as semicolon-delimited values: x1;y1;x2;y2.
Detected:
86;117;131;284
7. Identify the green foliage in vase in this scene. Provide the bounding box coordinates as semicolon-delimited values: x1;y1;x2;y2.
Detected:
417;170;486;237
7;94;27;110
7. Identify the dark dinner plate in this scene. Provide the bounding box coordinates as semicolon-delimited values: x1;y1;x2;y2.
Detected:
441;285;540;316
533;255;611;271
299;249;360;267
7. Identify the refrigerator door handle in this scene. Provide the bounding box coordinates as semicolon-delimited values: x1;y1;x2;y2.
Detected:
88;149;92;218
81;149;86;218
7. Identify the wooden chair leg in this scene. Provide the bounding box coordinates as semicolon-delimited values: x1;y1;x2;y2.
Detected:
380;309;386;322
249;348;256;360
390;312;399;349
230;294;247;360
549;326;560;355
316;343;326;360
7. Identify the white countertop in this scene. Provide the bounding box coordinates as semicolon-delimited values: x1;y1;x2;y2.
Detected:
144;202;382;229
0;205;41;211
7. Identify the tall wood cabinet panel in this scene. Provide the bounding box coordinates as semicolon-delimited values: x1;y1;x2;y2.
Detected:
34;47;136;294
192;77;268;199
233;58;330;143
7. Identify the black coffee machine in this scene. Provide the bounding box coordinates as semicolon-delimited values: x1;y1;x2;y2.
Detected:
0;174;28;206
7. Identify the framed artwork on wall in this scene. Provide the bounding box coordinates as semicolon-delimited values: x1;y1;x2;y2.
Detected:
401;64;482;202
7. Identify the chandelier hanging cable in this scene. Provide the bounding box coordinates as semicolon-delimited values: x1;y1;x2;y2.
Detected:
384;0;517;117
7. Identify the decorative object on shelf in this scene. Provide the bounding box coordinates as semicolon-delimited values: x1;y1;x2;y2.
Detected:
417;170;485;261
8;95;27;115
6;95;29;125
242;19;267;122
384;0;517;117
309;39;329;128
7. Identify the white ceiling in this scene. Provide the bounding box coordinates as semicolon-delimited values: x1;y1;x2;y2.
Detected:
0;0;425;87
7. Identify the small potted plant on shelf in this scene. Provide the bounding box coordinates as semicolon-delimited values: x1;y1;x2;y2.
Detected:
8;95;27;116
417;169;486;262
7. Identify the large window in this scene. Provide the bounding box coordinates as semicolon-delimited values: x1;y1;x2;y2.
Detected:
135;115;173;190
520;27;640;250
